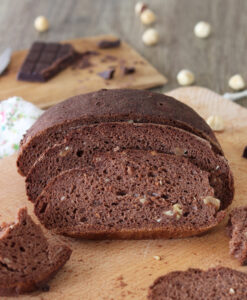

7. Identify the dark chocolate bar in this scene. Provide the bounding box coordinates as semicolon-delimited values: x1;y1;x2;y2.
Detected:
17;42;76;82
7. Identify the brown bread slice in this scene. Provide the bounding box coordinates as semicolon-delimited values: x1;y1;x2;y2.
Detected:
0;208;71;296
17;89;222;176
147;266;247;300
226;206;247;265
26;122;233;209
34;150;225;239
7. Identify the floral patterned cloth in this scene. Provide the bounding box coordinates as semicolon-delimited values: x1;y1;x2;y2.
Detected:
0;97;43;158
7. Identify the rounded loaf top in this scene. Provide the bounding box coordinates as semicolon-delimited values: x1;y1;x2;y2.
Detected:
21;89;220;150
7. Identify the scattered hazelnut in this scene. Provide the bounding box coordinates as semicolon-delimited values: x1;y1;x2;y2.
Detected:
105;178;110;183
153;255;161;261
229;288;235;295
156;218;162;223
113;146;120;152
150;151;157;156
194;21;211;39
163;204;183;219
206;115;224;132
128;120;134;124
142;28;159;46
203;196;221;210
228;74;246;91
59;146;71;157
163;210;174;217
140;9;156;25
60;196;65;201
177;69;195;86
135;2;147;16
3;258;11;264
174;147;187;156
173;204;183;219
139;197;146;204
215;165;220;170
34;16;49;32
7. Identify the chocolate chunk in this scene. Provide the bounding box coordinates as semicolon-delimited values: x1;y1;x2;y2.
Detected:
242;146;247;159
17;42;76;82
97;68;115;80
121;66;136;75
98;39;121;49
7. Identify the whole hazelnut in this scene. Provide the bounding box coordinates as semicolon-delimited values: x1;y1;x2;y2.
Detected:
228;74;246;91
34;16;49;32
140;9;156;25
176;69;195;86
142;28;159;46
206;115;224;132
135;2;147;16
194;21;211;39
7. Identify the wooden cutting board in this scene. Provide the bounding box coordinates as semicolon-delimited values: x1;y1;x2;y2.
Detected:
0;86;247;300
0;35;167;108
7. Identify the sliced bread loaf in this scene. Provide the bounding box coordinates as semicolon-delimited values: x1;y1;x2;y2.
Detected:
226;206;247;265
0;208;71;296
148;266;247;299
17;89;222;176
34;150;225;239
26;122;233;208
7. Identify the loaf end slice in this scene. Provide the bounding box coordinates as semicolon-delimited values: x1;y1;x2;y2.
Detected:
17;89;222;176
226;206;247;265
0;208;72;296
35;150;225;239
148;266;247;299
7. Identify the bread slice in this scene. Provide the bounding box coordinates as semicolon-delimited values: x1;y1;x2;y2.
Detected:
34;150;225;239
148;266;247;299
26;122;233;209
226;206;247;265
17;89;222;176
0;208;71;296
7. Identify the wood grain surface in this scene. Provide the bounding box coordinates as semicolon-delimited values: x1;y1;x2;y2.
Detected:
0;0;247;107
0;35;166;108
0;86;246;300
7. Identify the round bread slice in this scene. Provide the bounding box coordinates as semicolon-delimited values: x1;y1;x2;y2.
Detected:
0;208;71;296
17;89;222;176
148;266;247;299
26;123;233;209
34;150;225;239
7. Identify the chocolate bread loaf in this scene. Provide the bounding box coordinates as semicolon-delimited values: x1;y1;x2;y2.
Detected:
148;266;247;299
17;89;222;176
226;206;247;265
0;208;71;296
26;122;233;209
34;150;225;238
